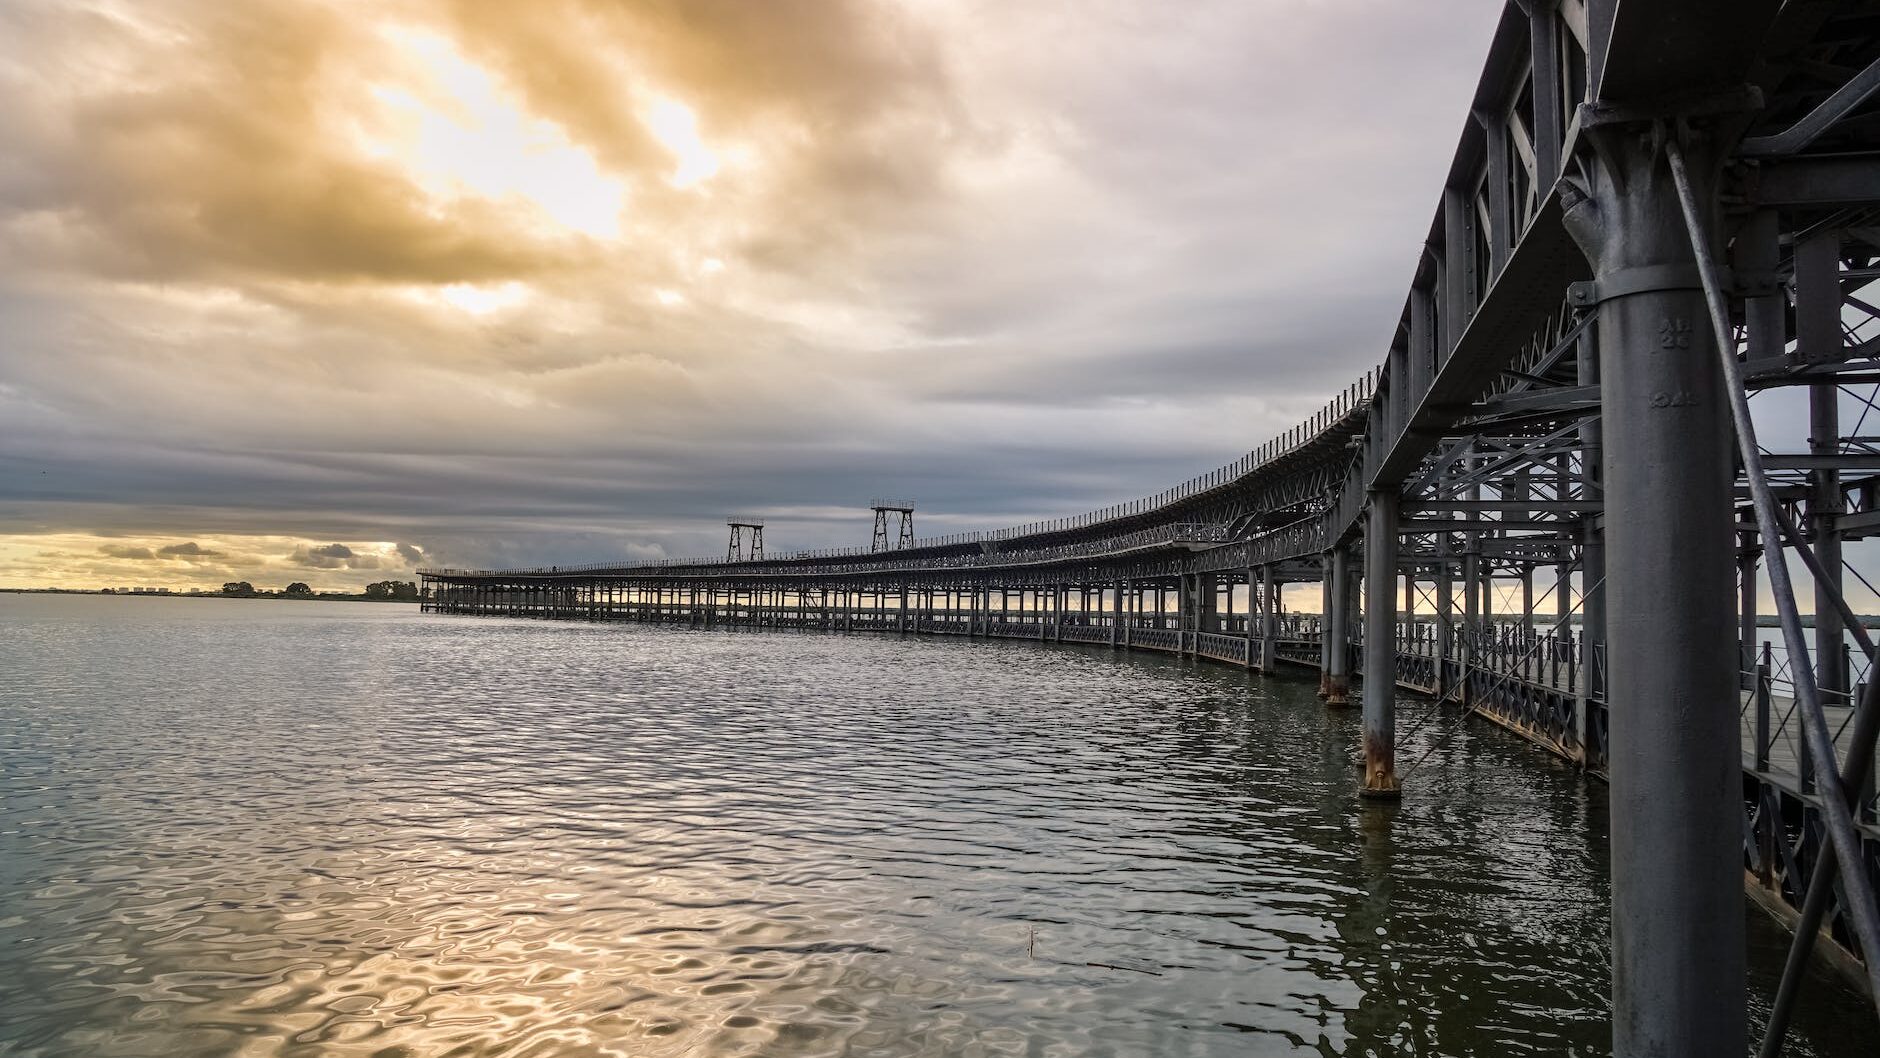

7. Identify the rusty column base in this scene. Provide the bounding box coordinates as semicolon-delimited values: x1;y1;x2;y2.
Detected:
1361;736;1401;801
1324;674;1351;707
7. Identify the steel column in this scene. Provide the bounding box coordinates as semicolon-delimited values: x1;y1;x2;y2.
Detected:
1326;546;1352;706
1261;565;1278;673
1318;557;1335;697
1363;491;1402;797
1563;111;1743;1057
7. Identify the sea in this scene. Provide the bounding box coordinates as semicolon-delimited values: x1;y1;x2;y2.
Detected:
0;594;1869;1057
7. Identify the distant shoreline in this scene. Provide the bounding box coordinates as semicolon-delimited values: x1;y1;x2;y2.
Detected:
0;587;419;604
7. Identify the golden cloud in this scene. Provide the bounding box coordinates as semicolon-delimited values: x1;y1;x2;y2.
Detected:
1;0;964;294
1;533;422;590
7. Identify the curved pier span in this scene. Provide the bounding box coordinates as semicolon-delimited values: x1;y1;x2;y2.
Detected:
424;2;1880;1051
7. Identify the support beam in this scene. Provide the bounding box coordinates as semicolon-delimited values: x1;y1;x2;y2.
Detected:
1563;102;1745;1058
1319;557;1335;697
1326;546;1353;706
1261;565;1278;673
1363;492;1402;798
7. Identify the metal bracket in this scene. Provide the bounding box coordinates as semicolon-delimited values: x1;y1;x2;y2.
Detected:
1568;262;1711;306
1575;85;1764;132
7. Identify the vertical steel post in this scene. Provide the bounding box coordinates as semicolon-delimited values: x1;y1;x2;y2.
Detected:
1243;565;1257;667
1739;526;1760;690
1261;565;1278;673
1123;579;1134;648
1735;211;1780;699
1326;546;1353;706
1436;539;1454;697
1363;492;1402;797
1800;228;1845;792
1179;573;1194;654
1579;328;1606;715
1561;111;1744;1057
1108;583;1116;642
1462;547;1480;703
1318;557;1335;696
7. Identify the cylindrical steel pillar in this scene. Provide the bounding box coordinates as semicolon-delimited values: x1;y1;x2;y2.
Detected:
1318;557;1335;696
1363;492;1401;798
1435;540;1454;697
1461;547;1479;703
1806;358;1843;792
1261;565;1278;673
1562;115;1743;1057
1326;545;1352;706
1738;527;1759;691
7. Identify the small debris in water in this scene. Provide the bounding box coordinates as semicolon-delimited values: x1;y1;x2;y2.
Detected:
1086;961;1163;976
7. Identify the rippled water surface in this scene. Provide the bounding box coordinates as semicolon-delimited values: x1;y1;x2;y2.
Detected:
1;595;1870;1057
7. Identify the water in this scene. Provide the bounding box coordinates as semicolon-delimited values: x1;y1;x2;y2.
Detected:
0;594;1868;1057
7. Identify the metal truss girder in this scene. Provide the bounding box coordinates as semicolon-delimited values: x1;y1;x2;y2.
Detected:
1404;500;1601;513
1516;310;1597;378
1372;192;1592;490
1757;155;1880;210
1761;454;1880;472
1409;419;1590;498
1474;384;1601;416
1401;518;1577;533
1834;509;1880;536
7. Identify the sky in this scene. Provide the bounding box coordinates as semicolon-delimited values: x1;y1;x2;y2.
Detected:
0;0;1507;592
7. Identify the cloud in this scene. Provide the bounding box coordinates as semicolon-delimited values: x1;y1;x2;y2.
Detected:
290;542;355;569
284;541;391;571
0;532;423;592
0;0;962;292
157;541;221;559
99;544;155;560
0;0;1546;588
0;3;587;287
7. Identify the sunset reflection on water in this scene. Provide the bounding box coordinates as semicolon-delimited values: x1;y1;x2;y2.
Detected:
0;596;1869;1057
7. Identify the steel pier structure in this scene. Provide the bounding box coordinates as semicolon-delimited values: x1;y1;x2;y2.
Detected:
422;3;1880;1052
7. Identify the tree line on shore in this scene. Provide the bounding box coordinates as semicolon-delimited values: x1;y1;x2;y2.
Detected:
216;580;418;600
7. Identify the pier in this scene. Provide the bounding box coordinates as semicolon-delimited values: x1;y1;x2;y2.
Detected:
422;2;1880;1053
